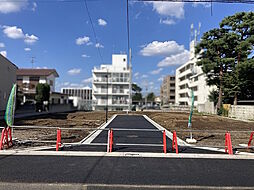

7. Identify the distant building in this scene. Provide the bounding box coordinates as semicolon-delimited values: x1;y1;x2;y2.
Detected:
175;40;214;107
0;54;18;111
160;75;175;105
17;68;59;103
92;54;131;111
61;87;92;110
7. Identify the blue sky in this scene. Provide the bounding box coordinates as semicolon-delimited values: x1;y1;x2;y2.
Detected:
0;0;253;95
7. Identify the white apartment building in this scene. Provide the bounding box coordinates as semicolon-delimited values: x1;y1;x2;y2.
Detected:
92;54;131;111
175;40;214;107
61;87;92;110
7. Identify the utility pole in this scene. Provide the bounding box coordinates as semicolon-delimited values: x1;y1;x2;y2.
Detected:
106;70;108;123
129;48;132;112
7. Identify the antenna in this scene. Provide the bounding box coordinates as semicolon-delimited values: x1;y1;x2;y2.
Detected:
31;56;35;68
190;23;194;42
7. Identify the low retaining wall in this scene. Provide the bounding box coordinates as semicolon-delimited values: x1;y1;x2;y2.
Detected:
0;103;76;120
229;105;254;121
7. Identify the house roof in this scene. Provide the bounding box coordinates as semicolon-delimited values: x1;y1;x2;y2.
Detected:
17;68;59;77
0;54;18;69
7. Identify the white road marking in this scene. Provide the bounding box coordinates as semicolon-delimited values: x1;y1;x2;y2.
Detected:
0;150;254;159
80;114;117;144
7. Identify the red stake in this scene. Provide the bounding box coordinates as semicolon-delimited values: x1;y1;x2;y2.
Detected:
163;130;166;153
56;128;61;151
109;129;113;153
248;132;254;148
225;132;233;155
0;127;13;150
172;131;178;154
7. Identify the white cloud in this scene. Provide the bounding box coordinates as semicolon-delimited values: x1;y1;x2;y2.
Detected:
157;50;190;67
98;18;107;26
141;74;148;78
160;18;175;25
63;82;70;86
192;1;211;8
24;34;38;44
0;51;7;57
134;72;139;78
150;68;163;75
95;43;104;48
24;47;31;51
82;77;93;83
3;26;24;39
158;76;164;82
76;36;90;45
140;41;185;57
150;2;184;19
2;25;38;44
0;43;5;48
81;54;90;58
67;68;81;75
0;0;28;14
32;2;37;12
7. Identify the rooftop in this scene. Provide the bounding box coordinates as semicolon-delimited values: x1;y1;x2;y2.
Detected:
17;68;59;77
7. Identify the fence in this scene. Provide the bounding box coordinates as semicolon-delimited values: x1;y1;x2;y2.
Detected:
0;125;254;155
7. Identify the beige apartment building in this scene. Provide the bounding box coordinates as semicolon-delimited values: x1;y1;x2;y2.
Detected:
0;54;18;111
160;75;175;105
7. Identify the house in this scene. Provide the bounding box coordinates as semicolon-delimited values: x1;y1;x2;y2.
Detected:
0;54;18;111
92;54;131;111
16;68;59;104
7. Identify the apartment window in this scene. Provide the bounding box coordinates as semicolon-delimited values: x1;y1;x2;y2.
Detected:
50;80;53;86
123;58;126;62
29;76;40;81
170;83;175;87
17;76;23;81
170;77;175;80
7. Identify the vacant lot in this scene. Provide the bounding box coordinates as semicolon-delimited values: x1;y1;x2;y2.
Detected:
1;111;254;149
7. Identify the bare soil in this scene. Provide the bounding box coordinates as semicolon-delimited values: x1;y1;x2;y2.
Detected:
1;111;254;151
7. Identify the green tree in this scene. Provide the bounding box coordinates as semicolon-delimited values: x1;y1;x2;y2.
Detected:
132;83;142;101
147;92;155;101
195;28;239;110
35;83;50;104
220;12;254;104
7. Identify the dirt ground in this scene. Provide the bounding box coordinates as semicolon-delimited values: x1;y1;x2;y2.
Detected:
1;111;254;150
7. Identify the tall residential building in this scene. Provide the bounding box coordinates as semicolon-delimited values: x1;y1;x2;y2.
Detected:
175;40;214;106
92;54;131;111
0;54;18;111
160;75;175;105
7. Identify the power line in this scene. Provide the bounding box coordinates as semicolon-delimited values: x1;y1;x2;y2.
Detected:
130;0;254;3
3;0;254;3
127;0;130;53
84;0;104;63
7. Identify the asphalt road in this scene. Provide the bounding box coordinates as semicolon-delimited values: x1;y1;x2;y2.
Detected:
0;155;253;189
61;115;224;154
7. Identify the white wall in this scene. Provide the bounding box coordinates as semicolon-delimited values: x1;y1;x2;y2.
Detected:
229;105;254;121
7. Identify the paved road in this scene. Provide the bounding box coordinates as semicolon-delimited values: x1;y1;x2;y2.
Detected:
61;115;224;154
0;155;253;189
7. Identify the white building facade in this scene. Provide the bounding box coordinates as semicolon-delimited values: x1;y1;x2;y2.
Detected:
92;54;131;111
175;41;214;107
61;87;92;110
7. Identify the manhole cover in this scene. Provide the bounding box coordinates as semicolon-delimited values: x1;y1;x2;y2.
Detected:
127;135;138;138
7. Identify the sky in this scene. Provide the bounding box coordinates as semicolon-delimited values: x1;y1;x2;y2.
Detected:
0;0;253;95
